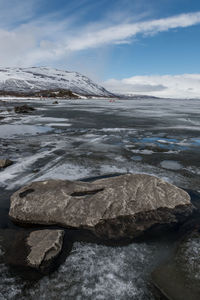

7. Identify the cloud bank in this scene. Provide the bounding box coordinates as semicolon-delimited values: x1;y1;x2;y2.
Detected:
104;74;200;98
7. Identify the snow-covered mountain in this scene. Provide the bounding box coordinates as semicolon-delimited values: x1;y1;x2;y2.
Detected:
0;67;113;97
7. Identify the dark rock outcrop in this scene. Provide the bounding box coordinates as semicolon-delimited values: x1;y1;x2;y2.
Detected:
14;104;35;114
0;229;64;274
0;159;13;168
9;174;193;240
152;229;200;300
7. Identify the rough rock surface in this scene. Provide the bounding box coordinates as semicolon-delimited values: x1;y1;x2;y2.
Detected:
0;229;64;273
9;174;193;239
152;229;200;300
26;229;64;269
0;159;13;168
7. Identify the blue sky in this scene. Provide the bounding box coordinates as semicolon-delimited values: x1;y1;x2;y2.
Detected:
0;0;200;97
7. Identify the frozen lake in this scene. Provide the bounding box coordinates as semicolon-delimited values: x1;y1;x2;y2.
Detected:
0;97;200;299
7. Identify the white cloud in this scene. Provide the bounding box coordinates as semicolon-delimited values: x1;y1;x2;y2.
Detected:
0;11;200;66
64;12;200;51
103;74;200;98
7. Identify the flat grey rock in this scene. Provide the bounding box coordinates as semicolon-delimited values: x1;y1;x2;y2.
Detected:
9;174;193;239
152;229;200;300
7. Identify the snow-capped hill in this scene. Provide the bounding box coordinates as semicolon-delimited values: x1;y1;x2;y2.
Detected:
0;67;113;97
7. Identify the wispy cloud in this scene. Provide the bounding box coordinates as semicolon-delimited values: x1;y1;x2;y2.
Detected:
0;0;40;29
64;12;200;51
104;74;200;98
0;7;200;67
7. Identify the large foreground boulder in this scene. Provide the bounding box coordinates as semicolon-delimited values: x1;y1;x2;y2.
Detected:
152;229;200;300
9;174;193;239
0;229;64;274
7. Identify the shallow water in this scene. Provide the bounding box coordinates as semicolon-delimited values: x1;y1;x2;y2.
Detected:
0;97;200;299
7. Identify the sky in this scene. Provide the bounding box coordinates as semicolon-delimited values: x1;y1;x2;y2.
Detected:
0;0;200;98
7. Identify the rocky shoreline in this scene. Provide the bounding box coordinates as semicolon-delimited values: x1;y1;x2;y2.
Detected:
0;173;199;299
0;89;79;99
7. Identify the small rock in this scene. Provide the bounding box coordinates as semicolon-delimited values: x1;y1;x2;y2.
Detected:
32;168;40;173
0;229;65;274
26;229;65;270
14;104;35;114
53;101;58;104
0;159;13;168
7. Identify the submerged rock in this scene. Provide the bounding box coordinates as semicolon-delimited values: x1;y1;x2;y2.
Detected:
0;229;64;273
9;174;193;240
0;159;13;168
14;104;35;114
152;229;200;300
